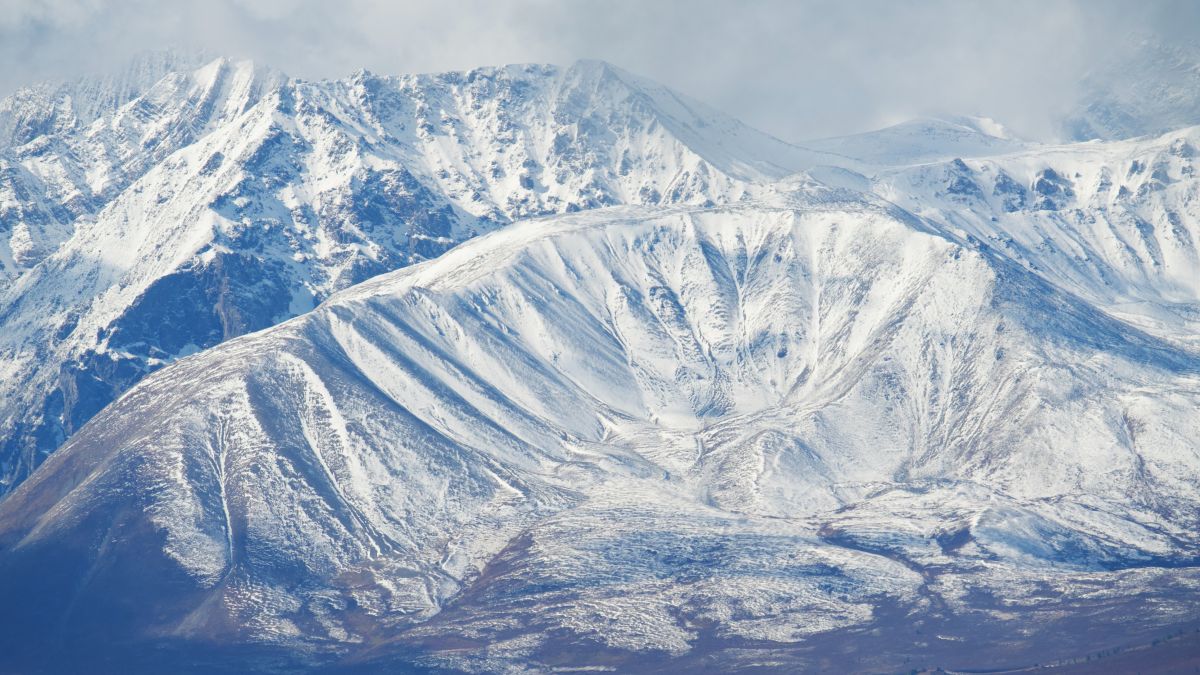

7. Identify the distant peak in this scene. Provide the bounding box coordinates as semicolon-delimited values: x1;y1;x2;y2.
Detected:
917;116;1024;143
860;115;1021;141
799;113;1030;167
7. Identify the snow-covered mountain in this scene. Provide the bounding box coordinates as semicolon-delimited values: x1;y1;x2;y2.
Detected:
0;54;845;496
3;51;1200;672
2;184;1198;671
0;51;281;274
801;115;1029;166
1064;37;1200;141
875;126;1200;348
0;50;214;150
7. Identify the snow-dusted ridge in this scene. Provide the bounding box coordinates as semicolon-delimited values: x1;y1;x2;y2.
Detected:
876;124;1200;349
800;114;1031;167
3;50;1200;671
2;182;1200;670
1064;37;1200;142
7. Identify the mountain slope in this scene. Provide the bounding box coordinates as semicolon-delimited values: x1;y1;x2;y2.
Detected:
0;53;283;278
0;57;832;497
875;125;1200;348
0;50;213;150
2;191;1198;672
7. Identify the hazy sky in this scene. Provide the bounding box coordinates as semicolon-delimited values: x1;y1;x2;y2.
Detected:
1;0;1196;141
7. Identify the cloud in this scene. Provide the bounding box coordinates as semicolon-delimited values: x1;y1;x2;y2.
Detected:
0;0;1194;141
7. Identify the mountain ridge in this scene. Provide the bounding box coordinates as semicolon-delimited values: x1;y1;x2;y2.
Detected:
2;51;1200;672
2;189;1199;671
0;54;830;496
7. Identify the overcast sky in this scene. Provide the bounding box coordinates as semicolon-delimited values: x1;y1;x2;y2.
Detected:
1;0;1196;141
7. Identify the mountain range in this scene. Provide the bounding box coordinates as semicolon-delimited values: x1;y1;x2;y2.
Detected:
0;53;835;496
1;50;1199;672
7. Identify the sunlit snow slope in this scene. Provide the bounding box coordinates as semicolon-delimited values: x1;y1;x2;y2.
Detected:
2;187;1198;672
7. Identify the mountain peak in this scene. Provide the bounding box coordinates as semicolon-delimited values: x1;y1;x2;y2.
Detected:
800;114;1030;166
564;57;632;80
0;49;278;149
2;40;1200;671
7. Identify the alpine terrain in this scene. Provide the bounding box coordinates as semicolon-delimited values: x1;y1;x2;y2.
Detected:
1;48;1200;673
0;53;834;496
